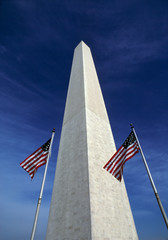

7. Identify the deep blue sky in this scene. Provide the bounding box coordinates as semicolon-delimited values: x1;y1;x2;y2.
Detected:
0;0;168;239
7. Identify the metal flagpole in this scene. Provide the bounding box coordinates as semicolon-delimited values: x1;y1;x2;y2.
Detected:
30;128;55;240
131;124;168;229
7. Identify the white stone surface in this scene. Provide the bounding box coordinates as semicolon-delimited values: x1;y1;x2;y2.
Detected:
46;41;138;240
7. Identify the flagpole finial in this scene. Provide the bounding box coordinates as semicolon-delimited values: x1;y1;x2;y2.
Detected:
52;128;55;132
130;123;134;129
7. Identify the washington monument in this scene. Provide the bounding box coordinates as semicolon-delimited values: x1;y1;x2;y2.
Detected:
46;41;138;239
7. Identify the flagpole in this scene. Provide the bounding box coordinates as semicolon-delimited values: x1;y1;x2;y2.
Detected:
131;124;168;229
30;128;55;240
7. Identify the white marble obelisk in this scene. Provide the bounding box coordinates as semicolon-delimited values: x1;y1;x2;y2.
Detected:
46;41;138;240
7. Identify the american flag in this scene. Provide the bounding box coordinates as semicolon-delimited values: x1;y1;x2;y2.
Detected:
103;131;139;181
20;139;51;179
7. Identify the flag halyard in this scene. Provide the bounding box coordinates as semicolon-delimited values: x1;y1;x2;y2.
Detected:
20;139;51;179
103;131;139;181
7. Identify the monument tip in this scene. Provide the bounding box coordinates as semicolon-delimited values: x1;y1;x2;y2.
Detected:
76;40;89;49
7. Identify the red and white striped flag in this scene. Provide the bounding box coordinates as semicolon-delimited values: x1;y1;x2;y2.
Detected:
103;131;139;181
20;139;51;179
